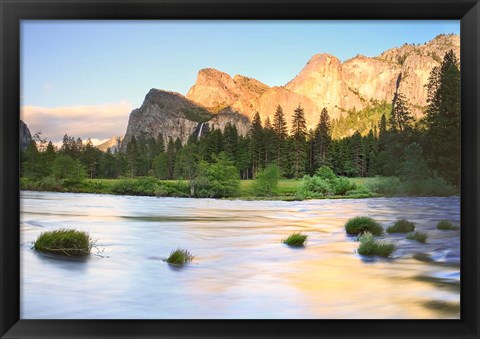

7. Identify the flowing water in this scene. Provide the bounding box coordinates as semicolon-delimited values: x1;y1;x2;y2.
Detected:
20;191;460;319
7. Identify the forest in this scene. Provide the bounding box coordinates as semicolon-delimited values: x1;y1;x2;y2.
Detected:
20;51;460;199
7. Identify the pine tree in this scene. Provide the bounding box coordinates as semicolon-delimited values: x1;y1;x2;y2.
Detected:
424;50;461;186
126;136;138;177
313;107;332;169
249;111;264;176
291;104;307;178
166;137;176;179
272;105;288;169
263;117;276;166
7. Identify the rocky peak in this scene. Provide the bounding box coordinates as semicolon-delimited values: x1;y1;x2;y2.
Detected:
97;135;124;153
124;33;460;145
20;120;32;150
122;89;213;149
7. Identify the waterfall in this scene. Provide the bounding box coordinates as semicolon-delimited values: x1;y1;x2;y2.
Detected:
198;122;205;139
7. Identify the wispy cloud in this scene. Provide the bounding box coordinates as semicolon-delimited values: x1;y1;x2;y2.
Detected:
21;101;132;145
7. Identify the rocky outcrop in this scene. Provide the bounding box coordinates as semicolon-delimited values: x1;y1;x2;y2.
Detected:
186;69;269;114
123;89;212;148
207;107;251;136
97;136;124;153
20;120;32;150
186;34;460;130
123;34;459;146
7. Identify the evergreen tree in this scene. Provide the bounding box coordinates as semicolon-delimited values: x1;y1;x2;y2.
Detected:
249;111;264;176
223;123;239;162
272;105;288;169
313;107;332;169
291;104;307;178
166;137;176;179
424;50;461;186
263;117;276;167
126;136;139;177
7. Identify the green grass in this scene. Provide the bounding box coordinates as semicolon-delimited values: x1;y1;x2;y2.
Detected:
437;220;459;230
357;232;395;257
165;248;194;265
344;216;384;236
406;231;428;243
386;219;416;233
282;232;308;246
33;228;92;256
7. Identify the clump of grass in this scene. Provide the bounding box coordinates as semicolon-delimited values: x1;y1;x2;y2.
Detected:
345;216;383;236
437;220;459;230
282;232;308;246
33;228;92;256
386;219;416;233
357;232;395;257
406;231;428;243
165;248;194;265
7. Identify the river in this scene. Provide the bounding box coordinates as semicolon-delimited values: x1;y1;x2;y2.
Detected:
20;191;460;319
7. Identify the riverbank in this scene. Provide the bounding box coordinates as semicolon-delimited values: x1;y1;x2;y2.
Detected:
20;176;458;200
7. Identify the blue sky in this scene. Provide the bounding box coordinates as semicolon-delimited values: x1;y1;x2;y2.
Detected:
20;20;459;144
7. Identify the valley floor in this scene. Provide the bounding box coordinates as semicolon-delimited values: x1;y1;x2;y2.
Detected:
20;177;458;200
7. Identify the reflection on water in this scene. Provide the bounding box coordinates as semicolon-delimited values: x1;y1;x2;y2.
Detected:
20;191;460;319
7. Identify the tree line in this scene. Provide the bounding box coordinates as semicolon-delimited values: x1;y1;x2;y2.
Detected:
21;50;460;188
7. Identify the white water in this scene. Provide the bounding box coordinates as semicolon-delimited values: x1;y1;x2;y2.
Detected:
20;191;460;319
198;122;205;139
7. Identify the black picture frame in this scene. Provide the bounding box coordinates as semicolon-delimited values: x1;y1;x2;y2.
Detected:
1;0;479;338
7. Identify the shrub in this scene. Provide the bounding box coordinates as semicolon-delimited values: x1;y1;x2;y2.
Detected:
345;216;384;236
195;153;240;198
406;231;428;243
315;166;337;182
386;219;416;233
437;220;459;230
154;181;190;197
331;177;357;195
252;164;281;196
357;232;395;257
297;175;331;198
111;177;158;196
297;166;367;198
33;228;92;256
165;248;194;265
366;176;457;197
282;232;308;246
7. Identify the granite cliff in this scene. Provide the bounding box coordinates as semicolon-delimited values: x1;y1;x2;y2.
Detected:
20;120;32;150
121;34;459;148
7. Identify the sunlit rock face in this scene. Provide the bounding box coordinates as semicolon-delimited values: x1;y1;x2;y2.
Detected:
123;34;459;147
20;120;32;150
97;136;124;153
186;34;459;130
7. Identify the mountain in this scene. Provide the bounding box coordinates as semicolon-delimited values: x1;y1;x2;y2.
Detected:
20;120;32;150
122;89;251;149
97;136;124;153
186;33;459;130
122;34;459;147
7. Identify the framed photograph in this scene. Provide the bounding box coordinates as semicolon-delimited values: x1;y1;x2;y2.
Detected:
1;0;479;338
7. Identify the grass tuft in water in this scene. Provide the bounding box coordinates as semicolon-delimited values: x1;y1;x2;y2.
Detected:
357;232;395;257
437;220;459;230
345;216;383;236
33;228;92;256
386;219;416;233
166;248;194;265
406;231;428;243
282;232;308;246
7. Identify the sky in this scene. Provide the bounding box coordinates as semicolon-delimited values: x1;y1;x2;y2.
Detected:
20;20;459;146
